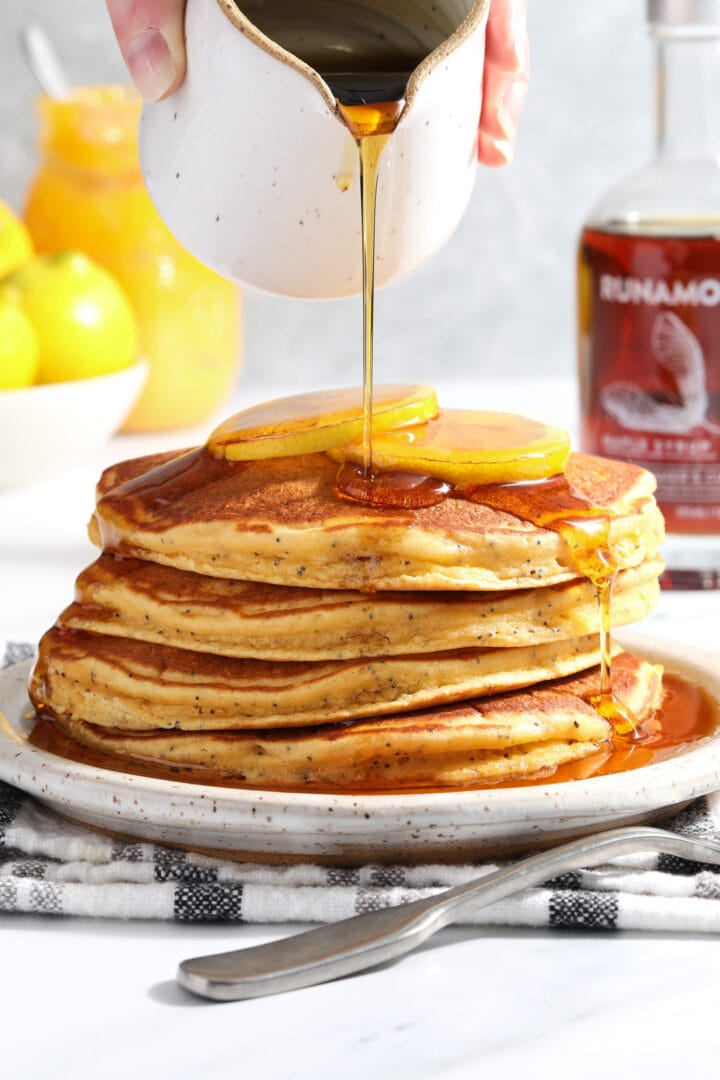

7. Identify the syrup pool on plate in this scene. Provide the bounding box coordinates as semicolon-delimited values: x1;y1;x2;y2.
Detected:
28;671;719;793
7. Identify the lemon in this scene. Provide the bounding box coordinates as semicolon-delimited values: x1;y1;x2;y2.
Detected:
208;385;439;460
330;410;571;485
0;200;33;279
0;292;40;389
3;251;137;384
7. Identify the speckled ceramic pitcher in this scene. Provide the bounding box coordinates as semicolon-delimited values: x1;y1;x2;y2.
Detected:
140;0;490;298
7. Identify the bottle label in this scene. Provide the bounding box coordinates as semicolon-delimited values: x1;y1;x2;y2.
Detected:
579;228;720;535
598;274;720;307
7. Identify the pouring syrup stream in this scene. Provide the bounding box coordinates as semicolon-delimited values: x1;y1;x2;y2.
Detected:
337;99;404;477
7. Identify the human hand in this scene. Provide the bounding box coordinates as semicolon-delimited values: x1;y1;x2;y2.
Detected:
107;0;528;165
106;0;187;103
478;0;529;165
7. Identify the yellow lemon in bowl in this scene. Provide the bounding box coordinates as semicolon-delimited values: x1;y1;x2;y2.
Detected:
2;251;137;384
0;291;40;389
0;199;33;279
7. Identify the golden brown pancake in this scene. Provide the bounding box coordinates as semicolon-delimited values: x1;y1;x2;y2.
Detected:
31;626;614;731
35;654;662;790
89;449;664;591
61;554;662;660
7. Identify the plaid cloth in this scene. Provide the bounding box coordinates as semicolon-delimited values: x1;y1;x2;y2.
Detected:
3;642;720;930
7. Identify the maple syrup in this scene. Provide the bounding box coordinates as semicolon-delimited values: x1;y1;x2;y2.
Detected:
335;460;451;508
236;0;454;102
28;670;719;793
235;1;460;479
500;672;719;789
464;471;635;733
579;3;720;588
338;99;405;476
579;226;720;555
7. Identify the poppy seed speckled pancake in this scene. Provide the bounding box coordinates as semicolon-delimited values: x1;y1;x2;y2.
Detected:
61;554;663;660
30;627;615;731
88;448;664;591
33;654;662;790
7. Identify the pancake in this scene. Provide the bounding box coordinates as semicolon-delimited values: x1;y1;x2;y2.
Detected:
61;554;662;660
35;654;662;790
30;626;614;731
89;448;665;591
30;411;670;798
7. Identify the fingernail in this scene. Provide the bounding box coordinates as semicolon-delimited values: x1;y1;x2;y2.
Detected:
497;80;528;141
124;27;177;102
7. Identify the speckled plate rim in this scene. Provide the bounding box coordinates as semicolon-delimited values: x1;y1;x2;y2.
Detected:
1;631;719;861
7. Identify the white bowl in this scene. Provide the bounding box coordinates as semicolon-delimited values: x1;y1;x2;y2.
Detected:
0;359;148;488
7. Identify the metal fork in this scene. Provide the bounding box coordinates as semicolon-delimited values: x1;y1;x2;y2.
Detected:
177;825;720;1001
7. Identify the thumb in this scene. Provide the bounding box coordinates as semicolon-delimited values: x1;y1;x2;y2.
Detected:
106;0;187;102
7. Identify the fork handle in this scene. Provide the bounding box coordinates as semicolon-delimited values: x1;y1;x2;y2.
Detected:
177;826;720;1001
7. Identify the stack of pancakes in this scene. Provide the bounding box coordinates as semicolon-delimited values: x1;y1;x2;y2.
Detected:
30;445;665;791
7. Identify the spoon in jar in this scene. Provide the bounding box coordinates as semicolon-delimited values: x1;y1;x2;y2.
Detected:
19;24;71;100
178;824;720;1001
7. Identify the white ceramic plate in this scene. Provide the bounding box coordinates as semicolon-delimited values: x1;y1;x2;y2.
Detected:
2;632;719;864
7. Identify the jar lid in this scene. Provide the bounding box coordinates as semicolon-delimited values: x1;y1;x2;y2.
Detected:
647;0;720;29
38;85;141;173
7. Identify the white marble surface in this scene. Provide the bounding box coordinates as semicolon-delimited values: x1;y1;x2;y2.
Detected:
1;378;719;1079
2;917;719;1080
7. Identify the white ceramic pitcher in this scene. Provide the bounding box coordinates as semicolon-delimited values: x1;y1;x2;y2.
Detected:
140;0;490;298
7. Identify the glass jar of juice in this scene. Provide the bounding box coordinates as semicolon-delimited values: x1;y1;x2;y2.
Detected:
24;86;242;431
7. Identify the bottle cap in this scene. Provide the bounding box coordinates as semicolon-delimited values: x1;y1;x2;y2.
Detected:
647;0;720;30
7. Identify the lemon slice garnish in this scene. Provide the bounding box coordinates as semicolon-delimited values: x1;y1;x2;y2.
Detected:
330;410;571;485
208;385;439;460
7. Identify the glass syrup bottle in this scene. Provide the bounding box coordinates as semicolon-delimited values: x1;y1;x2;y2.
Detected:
578;0;720;589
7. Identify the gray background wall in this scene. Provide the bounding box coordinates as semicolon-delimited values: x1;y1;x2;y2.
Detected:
0;1;650;389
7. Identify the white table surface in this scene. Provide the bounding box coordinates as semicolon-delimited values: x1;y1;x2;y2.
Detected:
1;378;718;1080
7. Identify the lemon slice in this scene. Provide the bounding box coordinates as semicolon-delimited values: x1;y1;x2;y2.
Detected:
208;385;439;460
330;410;571;485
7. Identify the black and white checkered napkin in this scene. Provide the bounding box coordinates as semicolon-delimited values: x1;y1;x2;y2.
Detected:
3;643;720;930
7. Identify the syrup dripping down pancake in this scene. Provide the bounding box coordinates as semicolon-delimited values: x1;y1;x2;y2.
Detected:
32;654;662;791
89;449;664;591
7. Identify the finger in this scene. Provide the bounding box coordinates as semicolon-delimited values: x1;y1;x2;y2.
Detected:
478;0;529;166
106;0;187;102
